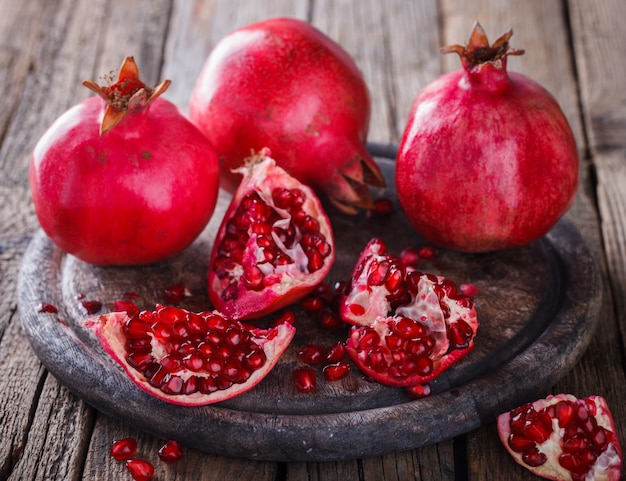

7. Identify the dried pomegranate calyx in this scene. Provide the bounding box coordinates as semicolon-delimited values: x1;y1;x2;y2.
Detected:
440;21;524;70
82;56;171;135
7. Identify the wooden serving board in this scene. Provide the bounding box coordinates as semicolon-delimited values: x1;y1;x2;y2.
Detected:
17;145;602;462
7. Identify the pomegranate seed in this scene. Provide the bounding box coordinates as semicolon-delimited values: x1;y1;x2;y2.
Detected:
459;283;479;297
347;303;366;316
322;362;351;381
418;246;436;259
110;437;137;461
115;300;140;316
507;433;535;453
293;366;317;393
273;309;296;326
297;344;327;365
163;283;188;305
326;341;346;362
244;348;267;370
399;247;421;266
522;422;551;444
38;303;58;313
123;292;140;299
367;259;389;286
126;459;155;481
300;294;324;312
405;383;431;399
392;317;427;339
82;300;102;314
448;319;474;349
372;197;394;216
316;309;345;330
158;439;184;463
522;448;547;467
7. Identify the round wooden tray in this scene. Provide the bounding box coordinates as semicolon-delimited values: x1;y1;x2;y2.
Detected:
18;145;602;461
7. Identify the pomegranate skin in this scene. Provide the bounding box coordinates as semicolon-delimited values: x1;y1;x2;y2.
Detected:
30;78;220;266
396;24;579;252
189;17;384;214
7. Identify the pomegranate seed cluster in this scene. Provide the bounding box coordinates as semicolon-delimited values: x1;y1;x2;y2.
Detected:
213;187;332;301
348;256;476;351
507;398;616;479
123;305;267;396
349;316;438;382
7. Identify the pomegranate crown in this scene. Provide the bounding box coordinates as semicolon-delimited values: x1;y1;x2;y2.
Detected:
83;56;171;135
441;21;524;71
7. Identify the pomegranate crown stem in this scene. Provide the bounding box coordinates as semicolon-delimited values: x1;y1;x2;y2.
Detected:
82;56;171;135
440;21;524;70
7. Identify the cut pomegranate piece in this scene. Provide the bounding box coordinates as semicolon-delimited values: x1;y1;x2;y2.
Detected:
208;150;335;320
86;305;295;406
497;394;622;481
340;238;478;387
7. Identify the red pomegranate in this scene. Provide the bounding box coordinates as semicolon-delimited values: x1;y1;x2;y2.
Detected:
396;22;579;252
189;17;384;214
30;57;220;265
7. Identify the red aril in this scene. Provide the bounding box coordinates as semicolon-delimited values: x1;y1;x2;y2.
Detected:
126;459;154;481
30;57;220;265
322;362;351;382
208;151;334;320
293;366;317;393
396;22;579;252
497;394;622;481
297;344;327;365
158;439;184;463
86;305;295;405
110;437;137;461
189;17;384;213
340;238;478;387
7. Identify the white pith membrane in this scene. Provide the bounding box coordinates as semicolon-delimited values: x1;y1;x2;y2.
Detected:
498;394;623;481
86;310;296;406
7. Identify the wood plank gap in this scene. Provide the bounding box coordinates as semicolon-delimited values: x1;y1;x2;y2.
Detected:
452;436;468;481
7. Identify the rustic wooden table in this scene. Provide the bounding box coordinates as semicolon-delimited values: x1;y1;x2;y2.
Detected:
2;0;625;480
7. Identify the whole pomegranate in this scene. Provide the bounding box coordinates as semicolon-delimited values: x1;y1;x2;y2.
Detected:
497;394;622;481
396;22;579;252
30;57;220;265
340;238;478;387
208;149;335;320
86;305;296;405
189;17;384;214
